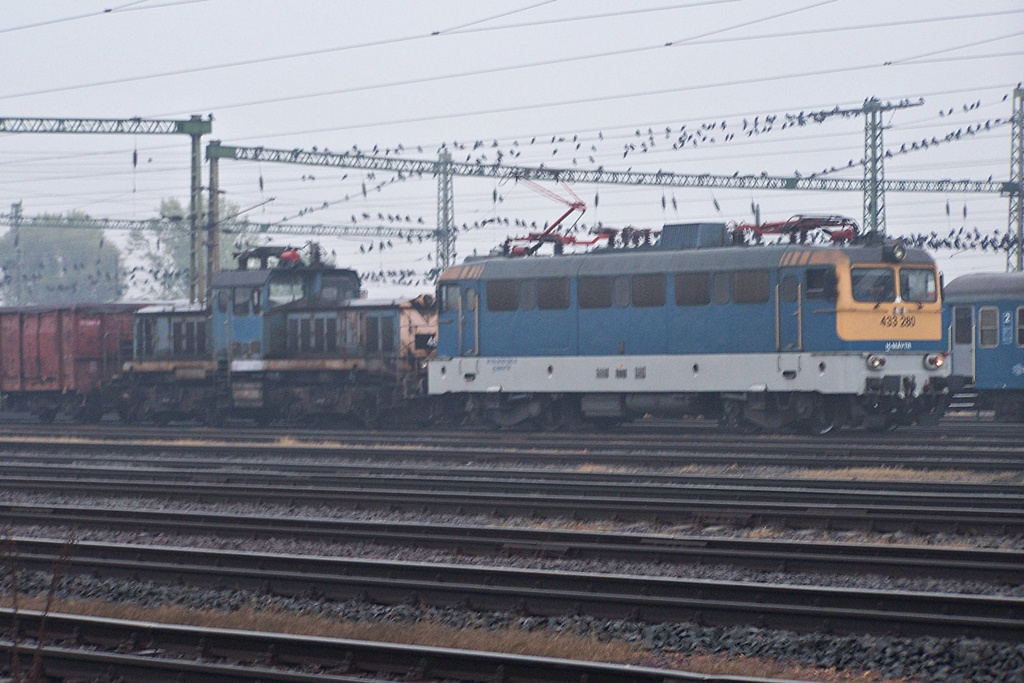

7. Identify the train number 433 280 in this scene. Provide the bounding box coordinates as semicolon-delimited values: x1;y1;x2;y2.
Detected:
880;314;916;328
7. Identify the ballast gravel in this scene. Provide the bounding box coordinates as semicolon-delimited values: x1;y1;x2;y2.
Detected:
1;490;1022;682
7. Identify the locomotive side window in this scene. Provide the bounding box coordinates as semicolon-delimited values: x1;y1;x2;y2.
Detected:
269;276;302;307
732;269;770;304
252;289;262;315
138;319;156;357
674;272;710;306
233;288;250;316
216;290;229;313
978;306;999;348
366;316;380;353
711;272;730;305
538;277;570;310
631;273;666;307
440;283;460;312
851;267;895;303
954;307;973;345
613;276;630;308
1018;308;1024;347
463;287;477;312
578;276;612;309
780;275;798;303
899;268;937;302
519;279;538;310
806;267;837;300
381;315;396;353
486;280;519;312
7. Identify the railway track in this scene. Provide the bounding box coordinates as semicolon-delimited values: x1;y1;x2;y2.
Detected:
2;465;1022;533
7;538;1023;641
2;501;1021;584
1;609;766;683
0;423;1022;470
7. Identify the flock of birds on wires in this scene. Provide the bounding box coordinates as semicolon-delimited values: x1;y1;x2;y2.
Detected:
0;87;1017;300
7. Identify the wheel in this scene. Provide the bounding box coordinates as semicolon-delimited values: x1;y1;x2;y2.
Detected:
798;395;848;436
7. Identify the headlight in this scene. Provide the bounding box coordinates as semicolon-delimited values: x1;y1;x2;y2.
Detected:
883;241;907;262
923;353;945;370
866;354;886;370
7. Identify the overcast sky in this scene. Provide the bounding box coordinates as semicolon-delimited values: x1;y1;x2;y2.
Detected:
1;1;1021;297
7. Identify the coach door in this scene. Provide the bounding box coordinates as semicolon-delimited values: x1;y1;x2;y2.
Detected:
460;283;480;356
776;271;802;351
951;306;974;381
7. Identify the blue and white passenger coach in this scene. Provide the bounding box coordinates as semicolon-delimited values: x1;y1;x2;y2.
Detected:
429;222;950;433
944;272;1024;421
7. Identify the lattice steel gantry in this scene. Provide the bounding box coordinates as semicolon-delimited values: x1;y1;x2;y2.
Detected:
0;115;213;303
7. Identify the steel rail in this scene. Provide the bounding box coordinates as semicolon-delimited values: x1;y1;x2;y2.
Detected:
0;609;790;683
0;431;1021;471
1;458;1021;504
1;502;1020;584
1;472;1020;533
8;539;1023;641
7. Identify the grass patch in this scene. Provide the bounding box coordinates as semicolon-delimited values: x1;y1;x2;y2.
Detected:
0;595;907;682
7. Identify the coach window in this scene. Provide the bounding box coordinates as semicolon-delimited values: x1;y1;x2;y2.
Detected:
579;276;612;309
613;276;630;307
851;267;895;303
806;267;837;300
978;306;998;348
711;271;731;305
233;287;250;316
632;273;666;307
954;307;973;345
519;279;538;310
486;280;519;312
733;269;770;304
1017;308;1024;347
899;268;937;303
538;277;570;310
675;272;710;306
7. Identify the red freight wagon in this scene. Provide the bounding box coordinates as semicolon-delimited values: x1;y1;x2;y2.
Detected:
0;303;143;422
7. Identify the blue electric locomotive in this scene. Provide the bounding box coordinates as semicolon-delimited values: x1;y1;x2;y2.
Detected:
429;221;950;433
121;244;437;426
944;272;1024;421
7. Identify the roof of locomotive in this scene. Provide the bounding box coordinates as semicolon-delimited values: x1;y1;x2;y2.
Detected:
210;265;360;288
943;271;1024;302
445;242;934;280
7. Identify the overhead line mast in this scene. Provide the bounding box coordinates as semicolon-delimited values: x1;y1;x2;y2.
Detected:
208;139;1013;271
0;115;213;303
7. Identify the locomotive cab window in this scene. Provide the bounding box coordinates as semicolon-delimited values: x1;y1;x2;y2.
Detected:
899;268;937;303
851;267;895;303
269;276;303;307
486;279;519;312
805;267;836;300
463;287;477;312
440;283;460;312
233;287;251;316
